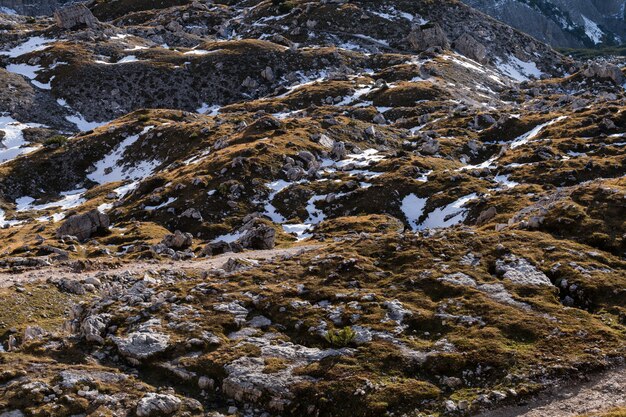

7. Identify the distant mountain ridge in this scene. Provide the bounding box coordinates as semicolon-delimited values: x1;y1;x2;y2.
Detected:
0;0;73;15
461;0;626;48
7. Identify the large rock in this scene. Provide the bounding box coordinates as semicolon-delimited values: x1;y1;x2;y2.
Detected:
201;240;243;257
55;210;110;241
54;4;99;30
161;230;193;250
81;314;110;344
407;23;450;52
111;320;170;361
136;393;181;417
581;62;624;85
453;33;488;63
238;224;276;250
495;255;552;286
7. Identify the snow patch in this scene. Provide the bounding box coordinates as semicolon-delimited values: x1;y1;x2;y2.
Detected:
581;16;604;45
0;116;41;164
496;55;543;82
87;126;158;184
401;194;427;230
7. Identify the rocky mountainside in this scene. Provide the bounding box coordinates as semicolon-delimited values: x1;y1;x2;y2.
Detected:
0;0;72;16
462;0;626;48
0;0;624;416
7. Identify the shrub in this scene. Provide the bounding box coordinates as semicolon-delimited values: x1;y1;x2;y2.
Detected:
43;135;68;148
272;0;294;14
324;326;356;347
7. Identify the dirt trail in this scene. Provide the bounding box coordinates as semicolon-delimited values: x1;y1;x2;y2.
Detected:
477;366;626;417
0;245;321;288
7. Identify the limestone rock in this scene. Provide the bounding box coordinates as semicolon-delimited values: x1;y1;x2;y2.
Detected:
476;206;497;225
454;33;488;63
495;255;552;286
238;224;275;250
581;62;624;85
81;314;110;344
136;393;181;417
55;210;110;241
161;230;193;250
54;4;99;30
112;321;170;360
407;23;450;52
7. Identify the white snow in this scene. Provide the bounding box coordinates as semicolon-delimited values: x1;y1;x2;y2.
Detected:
496;55;543;82
145;197;177;211
510;116;566;149
417;193;478;230
5;62;42;79
0;6;17;15
493;174;519;189
332;149;385;169
183;49;220;55
212;231;244;243
3;61;54;89
0;36;54;58
581;16;604;45
65;114;110;132
263;179;293;223
56;99;111;132
416;170;432;182
0;116;41;164
117;55;138;63
16;189;86;213
113;181;140;197
401;194;427;230
282;223;313;240
87;126;157;184
196;103;221;115
95;55;141;65
305;194;327;225
0;208;23;227
458;156;498;171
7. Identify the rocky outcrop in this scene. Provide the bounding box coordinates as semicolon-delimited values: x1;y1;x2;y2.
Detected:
407;23;450;52
136;393;181;417
111;320;170;362
80;314;110;344
453;33;488;64
238;224;276;250
462;0;626;48
0;0;68;16
53;3;98;29
55;210;109;241
581;62;625;85
495;255;552;286
161;230;193;250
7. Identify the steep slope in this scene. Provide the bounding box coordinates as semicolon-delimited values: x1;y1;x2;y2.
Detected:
0;0;72;15
462;0;626;48
0;1;624;417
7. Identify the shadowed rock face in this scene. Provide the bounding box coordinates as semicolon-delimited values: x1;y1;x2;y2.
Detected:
462;0;626;48
0;0;75;16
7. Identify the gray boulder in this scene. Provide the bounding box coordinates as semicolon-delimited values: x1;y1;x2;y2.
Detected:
54;4;99;30
581;62;624;85
454;33;488;63
136;393;181;417
81;314;110;344
55;210;110;241
495;255;552;286
238;224;276;250
407;23;450;52
161;230;193;250
112;321;170;360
